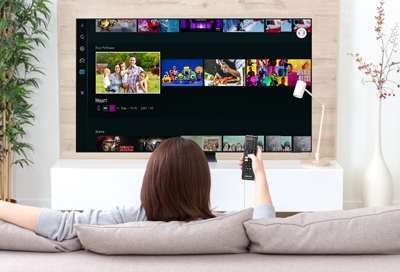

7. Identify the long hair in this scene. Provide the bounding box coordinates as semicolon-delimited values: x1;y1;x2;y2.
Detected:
140;137;215;221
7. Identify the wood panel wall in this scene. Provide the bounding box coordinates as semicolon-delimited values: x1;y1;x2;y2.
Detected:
58;0;339;160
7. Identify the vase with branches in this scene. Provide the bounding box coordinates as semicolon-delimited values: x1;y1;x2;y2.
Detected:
349;1;397;207
0;0;51;202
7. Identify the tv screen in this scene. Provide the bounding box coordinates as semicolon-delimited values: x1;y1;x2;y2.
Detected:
76;19;312;155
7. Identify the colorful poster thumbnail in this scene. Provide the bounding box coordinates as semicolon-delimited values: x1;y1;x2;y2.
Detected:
96;19;137;32
96;136;135;152
96;52;161;94
182;136;222;151
287;59;311;86
204;59;245;86
223;19;264;32
161;60;203;86
138;19;179;32
242;59;311;86
180;19;223;32
222;136;265;152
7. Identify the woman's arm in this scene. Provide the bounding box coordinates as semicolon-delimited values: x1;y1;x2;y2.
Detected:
238;145;273;207
35;205;147;241
0;200;41;231
0;200;147;241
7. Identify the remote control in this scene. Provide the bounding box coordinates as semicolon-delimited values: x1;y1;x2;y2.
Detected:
242;135;258;180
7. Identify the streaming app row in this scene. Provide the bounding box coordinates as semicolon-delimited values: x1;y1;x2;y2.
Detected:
95;135;311;152
95;19;312;34
95;55;312;95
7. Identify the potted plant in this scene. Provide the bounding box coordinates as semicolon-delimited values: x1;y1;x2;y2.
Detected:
0;0;51;202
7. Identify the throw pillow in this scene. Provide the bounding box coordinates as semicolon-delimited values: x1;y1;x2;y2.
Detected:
75;208;253;255
0;219;82;252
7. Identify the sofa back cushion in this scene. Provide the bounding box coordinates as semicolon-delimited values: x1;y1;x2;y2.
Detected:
75;208;253;255
244;205;400;255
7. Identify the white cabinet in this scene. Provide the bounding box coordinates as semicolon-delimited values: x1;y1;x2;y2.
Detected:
51;159;343;211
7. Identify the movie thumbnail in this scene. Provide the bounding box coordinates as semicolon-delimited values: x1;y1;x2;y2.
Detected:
161;59;203;87
137;19;179;32
267;66;279;86
222;136;264;152
277;76;288;86
182;136;222;152
137;136;171;152
265;19;281;33
204;59;245;86
281;136;292;152
281;19;292;32
293;19;312;32
287;59;311;86
246;76;257;87
223;19;264;32
138;19;159;33
96;135;136;152
180;19;222;32
265;136;282;152
263;135;293;152
96;52;161;94
159;19;180;32
96;19;137;32
293;136;312;152
246;59;256;77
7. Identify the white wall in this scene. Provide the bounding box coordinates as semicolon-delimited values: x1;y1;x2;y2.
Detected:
13;0;400;209
13;0;59;208
338;0;400;209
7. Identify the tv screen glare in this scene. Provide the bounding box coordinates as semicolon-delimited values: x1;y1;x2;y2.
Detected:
76;19;312;154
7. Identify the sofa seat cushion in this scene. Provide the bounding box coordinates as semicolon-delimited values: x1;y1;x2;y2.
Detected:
244;205;400;255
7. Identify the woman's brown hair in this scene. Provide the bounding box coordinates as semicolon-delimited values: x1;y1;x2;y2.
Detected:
140;137;215;221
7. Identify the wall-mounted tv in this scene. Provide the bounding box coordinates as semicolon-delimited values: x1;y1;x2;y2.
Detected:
76;19;312;160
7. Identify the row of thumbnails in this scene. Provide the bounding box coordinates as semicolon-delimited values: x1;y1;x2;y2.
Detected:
95;19;312;34
96;135;312;152
96;57;311;94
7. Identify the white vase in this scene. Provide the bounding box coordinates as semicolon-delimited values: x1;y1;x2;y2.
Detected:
361;91;394;207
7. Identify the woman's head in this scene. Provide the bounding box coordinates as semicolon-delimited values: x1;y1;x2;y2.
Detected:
140;137;215;221
114;63;121;73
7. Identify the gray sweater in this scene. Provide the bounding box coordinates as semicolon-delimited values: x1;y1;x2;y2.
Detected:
35;204;275;241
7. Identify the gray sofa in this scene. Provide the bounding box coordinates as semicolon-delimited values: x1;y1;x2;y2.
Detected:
1;206;400;271
2;251;400;272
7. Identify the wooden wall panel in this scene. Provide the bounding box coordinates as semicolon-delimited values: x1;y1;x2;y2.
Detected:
58;0;339;160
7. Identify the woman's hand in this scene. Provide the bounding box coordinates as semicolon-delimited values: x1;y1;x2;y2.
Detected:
238;145;265;181
239;146;272;206
248;146;266;180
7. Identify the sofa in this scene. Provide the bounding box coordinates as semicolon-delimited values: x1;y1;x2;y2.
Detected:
1;206;400;272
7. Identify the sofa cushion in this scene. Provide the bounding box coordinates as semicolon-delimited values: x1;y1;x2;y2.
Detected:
244;205;400;255
75;208;253;255
0;219;82;252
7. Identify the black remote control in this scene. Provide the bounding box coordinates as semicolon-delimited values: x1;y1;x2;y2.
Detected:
242;135;258;180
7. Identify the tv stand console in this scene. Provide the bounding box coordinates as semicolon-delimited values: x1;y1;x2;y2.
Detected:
51;159;343;212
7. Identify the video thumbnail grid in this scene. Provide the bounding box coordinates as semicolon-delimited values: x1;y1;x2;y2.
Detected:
95;19;312;33
96;55;311;95
95;135;312;152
